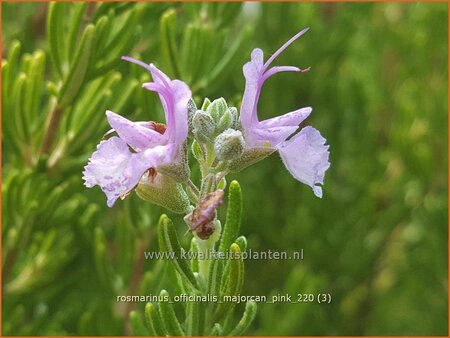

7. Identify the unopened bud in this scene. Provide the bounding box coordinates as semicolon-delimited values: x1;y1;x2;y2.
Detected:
187;98;197;136
207;97;228;122
214;129;245;161
228;107;239;129
216;109;233;135
192;110;215;143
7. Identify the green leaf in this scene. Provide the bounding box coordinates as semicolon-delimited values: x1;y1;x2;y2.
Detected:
2;40;21;107
46;81;59;97
12;73;29;143
47;2;67;77
228;301;257;336
215;3;243;29
67;3;88;60
160;8;180;78
69;71;120;135
93;227;113;290
218;180;243;252
91;28;142;79
91;7;141;78
157;214;199;290
129;311;150;336
190;238;199;273
199;25;253;92
234;236;247;252
24;50;46;123
191;140;204;161
185;289;205;336
144;302;165;336
108;78;139;112
215;243;245;320
191;25;214;85
180;23;200;83
207;258;224;296
93;2;116;21
92;15;111;60
158;289;185;336
211;323;223;336
64;88;110;156
59;24;95;107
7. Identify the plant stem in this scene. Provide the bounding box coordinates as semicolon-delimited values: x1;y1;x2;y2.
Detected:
187;179;200;196
200;143;215;180
195;236;215;283
40;100;64;155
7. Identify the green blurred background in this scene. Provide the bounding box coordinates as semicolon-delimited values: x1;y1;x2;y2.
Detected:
2;2;448;336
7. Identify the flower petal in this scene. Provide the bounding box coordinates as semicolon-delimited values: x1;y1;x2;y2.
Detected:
143;79;191;145
240;30;310;138
138;143;178;168
106;110;167;151
250;125;299;147
277;126;330;198
122;57;191;146
240;48;264;129
169;79;191;144
83;136;151;207
259;107;312;128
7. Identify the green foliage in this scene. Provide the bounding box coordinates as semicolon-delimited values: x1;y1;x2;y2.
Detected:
218;180;243;252
2;2;447;336
157;215;199;290
131;184;255;336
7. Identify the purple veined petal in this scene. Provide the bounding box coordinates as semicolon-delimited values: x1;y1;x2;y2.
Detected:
277;126;330;198
250;125;299;147
82;136;152;207
263;27;310;72
259;107;312;128
106;110;167;151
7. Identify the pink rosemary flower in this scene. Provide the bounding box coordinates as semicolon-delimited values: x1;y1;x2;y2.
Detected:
83;59;191;207
239;28;330;197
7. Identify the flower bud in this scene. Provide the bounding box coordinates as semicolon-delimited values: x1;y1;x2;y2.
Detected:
207;97;228;123
228;107;239;128
187;98;197;137
214;129;245;161
216;109;233;135
192;110;215;143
